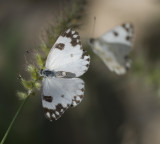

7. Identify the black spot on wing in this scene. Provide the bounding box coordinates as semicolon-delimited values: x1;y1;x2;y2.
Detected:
43;96;53;102
61;28;81;46
61;28;90;75
71;87;84;107
86;64;89;68
81;50;88;58
55;43;65;50
121;24;133;42
126;36;131;41
43;104;70;121
122;23;130;32
121;23;134;34
79;49;90;74
71;95;84;107
113;31;118;36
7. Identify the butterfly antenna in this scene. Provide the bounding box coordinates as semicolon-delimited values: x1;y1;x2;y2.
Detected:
24;50;34;66
92;16;96;37
89;16;96;44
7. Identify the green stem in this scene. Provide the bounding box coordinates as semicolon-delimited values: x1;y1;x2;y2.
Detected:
0;96;29;144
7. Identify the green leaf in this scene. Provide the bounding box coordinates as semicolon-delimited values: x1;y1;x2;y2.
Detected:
17;91;27;100
35;82;41;90
21;78;33;90
35;53;45;69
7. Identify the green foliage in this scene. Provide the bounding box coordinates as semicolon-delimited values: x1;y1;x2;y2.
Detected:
41;42;50;55
132;54;160;95
21;78;33;90
27;65;39;81
17;92;27;100
35;54;45;69
35;82;41;90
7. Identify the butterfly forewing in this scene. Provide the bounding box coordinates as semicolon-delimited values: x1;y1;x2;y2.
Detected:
101;23;133;46
45;28;90;77
90;23;133;75
42;77;84;121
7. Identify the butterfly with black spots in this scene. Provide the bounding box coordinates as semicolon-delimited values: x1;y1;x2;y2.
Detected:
90;23;134;75
40;28;90;121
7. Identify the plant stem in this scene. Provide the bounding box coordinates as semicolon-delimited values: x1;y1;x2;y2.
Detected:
0;96;29;144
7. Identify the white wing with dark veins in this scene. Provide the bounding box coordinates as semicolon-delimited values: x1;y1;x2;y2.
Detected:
90;23;133;75
45;28;90;77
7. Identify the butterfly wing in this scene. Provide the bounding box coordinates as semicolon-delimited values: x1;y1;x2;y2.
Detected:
45;28;90;77
90;23;133;75
101;23;133;46
42;77;84;121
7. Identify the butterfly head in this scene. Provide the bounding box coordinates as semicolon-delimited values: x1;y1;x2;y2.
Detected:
89;38;96;52
39;69;43;76
89;38;95;44
40;69;55;77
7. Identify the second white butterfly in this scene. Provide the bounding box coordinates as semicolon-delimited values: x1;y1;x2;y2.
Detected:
89;23;134;75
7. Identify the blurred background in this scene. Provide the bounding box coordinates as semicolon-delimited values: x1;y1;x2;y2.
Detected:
0;0;160;144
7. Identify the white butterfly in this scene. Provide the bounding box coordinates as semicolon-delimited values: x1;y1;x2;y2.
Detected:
89;23;134;75
40;28;90;121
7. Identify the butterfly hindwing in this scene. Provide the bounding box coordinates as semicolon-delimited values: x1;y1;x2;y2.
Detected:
90;23;133;75
45;28;90;77
42;77;84;121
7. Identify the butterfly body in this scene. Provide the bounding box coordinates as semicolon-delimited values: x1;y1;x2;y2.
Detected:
40;69;76;78
41;28;90;121
40;69;55;77
90;23;133;75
